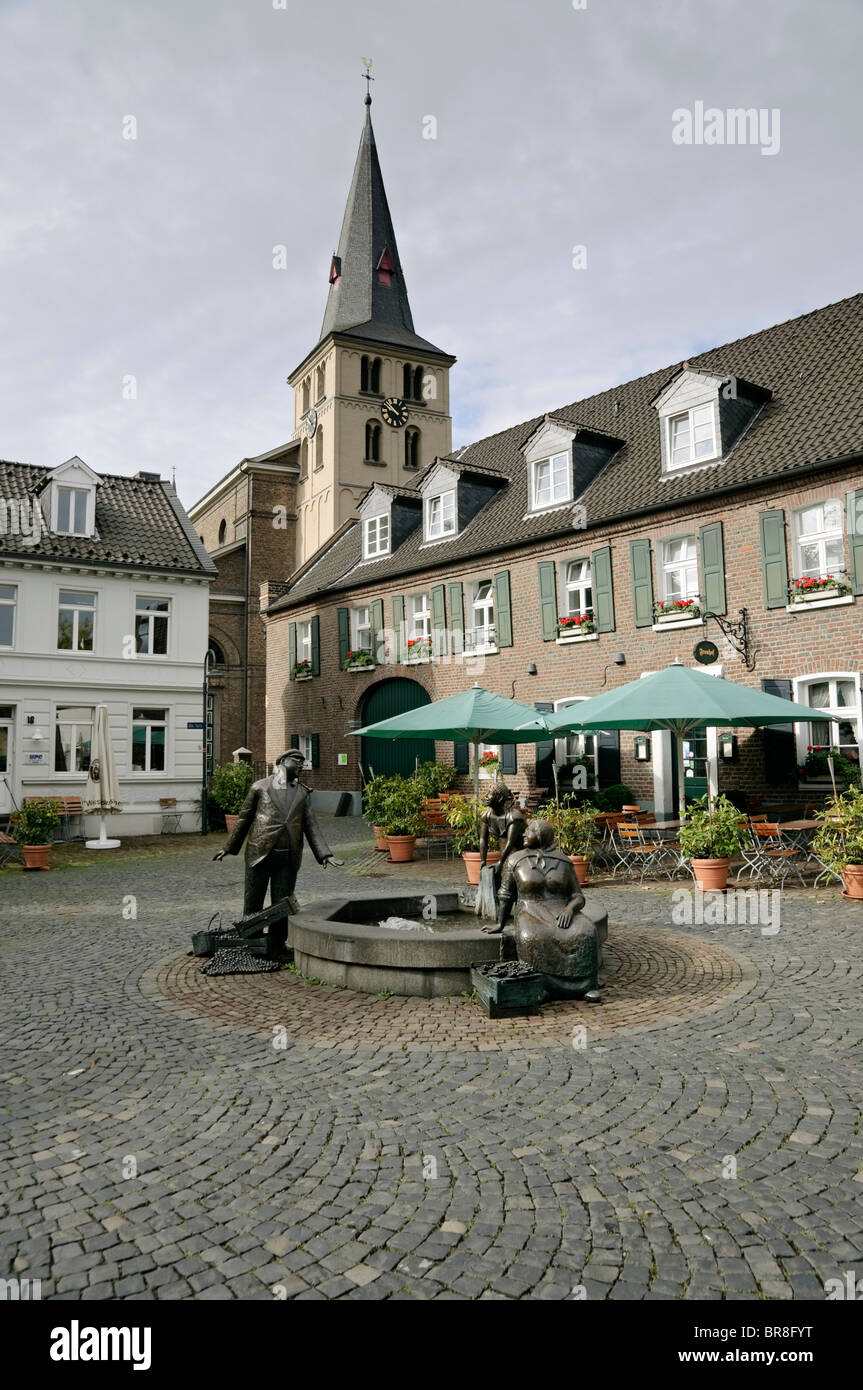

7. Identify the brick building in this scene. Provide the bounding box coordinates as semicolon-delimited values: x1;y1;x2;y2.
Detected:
263;292;863;814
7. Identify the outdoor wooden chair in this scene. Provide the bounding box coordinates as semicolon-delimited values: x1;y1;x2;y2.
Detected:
59;796;85;840
420;799;454;860
612;822;667;885
0;830;23;868
159;798;182;834
737;820;807;886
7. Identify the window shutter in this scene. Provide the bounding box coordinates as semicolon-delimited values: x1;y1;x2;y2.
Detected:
288;622;297;676
846;490;863;595
538;562;558;641
310;615;320;676
500;744;516;775
761;679;796;785
699;521;726;615
289;733;300;749
493;571;513;647
759;510;788;609
336;607;350;665
453;741;469;773
448;582;464;656
533;702;555;791
629;539;653;628
431;584;446;657
592;546;615;632
392;595;406;662
597;730;621;788
311;733;320;768
370;598;384;662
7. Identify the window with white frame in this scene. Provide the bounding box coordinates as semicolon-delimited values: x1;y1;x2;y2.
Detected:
798;676;860;762
135;596;170;656
477;742;501;778
57;590;96;651
298;733;314;769
562;558;592;617
661;536;699;602
54;705;93;773
131;707;167;773
793;500;845;580
363;514;389;558
408;593;431;640
531;452;571;510
425;490;455;540
465;578;495;652
0;584;16;647
351;605;371;652
297;620;312;664
666;404;717;469
55;485;90;535
554;697;598;786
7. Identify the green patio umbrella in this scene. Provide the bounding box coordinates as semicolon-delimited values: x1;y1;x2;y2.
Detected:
519;662;831;820
350;683;551;805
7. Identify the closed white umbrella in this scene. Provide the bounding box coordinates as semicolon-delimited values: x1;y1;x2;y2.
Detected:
83;705;122;849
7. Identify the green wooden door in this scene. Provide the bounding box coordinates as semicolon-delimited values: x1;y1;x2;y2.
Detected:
671;732;709;808
360;678;435;780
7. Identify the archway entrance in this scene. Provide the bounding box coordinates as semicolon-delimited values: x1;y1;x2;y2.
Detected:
360;678;434;780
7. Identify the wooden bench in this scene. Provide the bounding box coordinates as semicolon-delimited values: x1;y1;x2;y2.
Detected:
23;795;84;840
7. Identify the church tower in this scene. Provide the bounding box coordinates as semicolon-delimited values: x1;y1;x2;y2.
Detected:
288;90;456;566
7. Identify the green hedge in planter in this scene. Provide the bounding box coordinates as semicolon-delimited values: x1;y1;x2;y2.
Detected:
210;762;254;816
13;798;62;845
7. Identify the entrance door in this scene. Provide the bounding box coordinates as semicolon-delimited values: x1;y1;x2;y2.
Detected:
0;719;13;817
360;678;434;780
671;730;709;808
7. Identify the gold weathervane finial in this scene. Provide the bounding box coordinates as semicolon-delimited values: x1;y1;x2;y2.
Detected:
362;56;374;105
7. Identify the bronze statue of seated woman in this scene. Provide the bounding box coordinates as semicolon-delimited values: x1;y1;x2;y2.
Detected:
484;817;602;1002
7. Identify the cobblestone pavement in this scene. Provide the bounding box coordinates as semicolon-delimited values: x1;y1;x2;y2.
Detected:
2;820;862;1302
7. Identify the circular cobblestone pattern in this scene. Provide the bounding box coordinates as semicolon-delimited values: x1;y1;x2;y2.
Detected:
3;823;863;1303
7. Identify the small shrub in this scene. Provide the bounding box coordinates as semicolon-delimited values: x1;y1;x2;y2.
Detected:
679;794;747;861
13;798;62;845
210;761;254;816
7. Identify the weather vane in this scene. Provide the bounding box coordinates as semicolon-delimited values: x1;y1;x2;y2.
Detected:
362;57;374;104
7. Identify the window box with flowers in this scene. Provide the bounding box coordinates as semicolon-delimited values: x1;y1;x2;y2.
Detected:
797;746;862;791
654;598;702;624
291;659;313;682
472;750;501;780
405;636;433;664
790;575;851;605
343;648;376;672
556;614;597;644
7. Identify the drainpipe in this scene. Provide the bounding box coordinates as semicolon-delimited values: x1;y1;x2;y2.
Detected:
243;472;251;750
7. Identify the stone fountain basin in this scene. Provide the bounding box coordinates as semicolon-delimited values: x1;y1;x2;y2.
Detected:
288;893;516;998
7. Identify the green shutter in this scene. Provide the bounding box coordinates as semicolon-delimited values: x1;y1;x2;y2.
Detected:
500;744;516;775
336;607;350;665
453;742;469;773
592;546;615;632
310;614;320;676
311;733;320;768
847;490;863;595
759;510;788;609
629;540;653;628
392;595;406;662
431;584;446;658
448;582;464;656
494;570;513;647
370;598;384;661
288;622;297;677
289;733;299;749
538;562;558;640
699;521;726;615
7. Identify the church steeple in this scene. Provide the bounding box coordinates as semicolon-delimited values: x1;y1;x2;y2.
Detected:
319;96;446;355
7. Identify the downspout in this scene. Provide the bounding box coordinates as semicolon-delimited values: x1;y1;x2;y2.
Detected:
243;471;251;750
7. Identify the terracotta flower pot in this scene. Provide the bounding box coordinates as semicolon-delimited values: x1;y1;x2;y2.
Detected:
386;835;416;863
224;814;239;834
691;857;730;891
842;864;863;899
21;844;51;871
462;850;500;886
569;854;591;886
373;826;388;851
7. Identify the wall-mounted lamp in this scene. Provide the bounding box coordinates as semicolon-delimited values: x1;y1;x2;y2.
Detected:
634;735;651;762
719;732;737;761
526;663;538;676
614;653;626;666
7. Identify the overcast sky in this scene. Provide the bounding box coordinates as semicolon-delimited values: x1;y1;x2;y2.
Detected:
1;0;860;511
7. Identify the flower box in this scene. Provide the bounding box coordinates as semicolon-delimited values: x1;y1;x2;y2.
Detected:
558;618;596;636
656;604;701;622
293;674;312;682
793;584;845;603
346;662;376;673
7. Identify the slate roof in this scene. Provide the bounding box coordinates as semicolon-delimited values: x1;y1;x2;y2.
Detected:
0;461;217;575
270;291;863;612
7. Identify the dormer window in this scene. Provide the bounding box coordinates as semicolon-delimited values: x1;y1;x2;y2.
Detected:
363;514;390;558
425;490;455;541
667;404;717;469
531;452;571;511
56;486;89;536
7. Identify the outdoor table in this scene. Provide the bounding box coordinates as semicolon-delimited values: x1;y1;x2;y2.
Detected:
775;819;821;854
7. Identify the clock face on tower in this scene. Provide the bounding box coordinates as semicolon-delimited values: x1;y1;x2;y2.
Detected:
381;397;409;428
304;409;317;439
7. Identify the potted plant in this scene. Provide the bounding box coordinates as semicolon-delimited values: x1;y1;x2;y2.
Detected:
558;614;596;637
291;658;312;681
811;787;863;899
210;761;254;833
678;793;747;891
343;648;375;672
380;776;425;862
797;746;860;792
413;762;457;799
791;574;850;603
13;797;62;870
444;793;496;883
537;801;599;884
363;774;393;851
655;598;701;622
